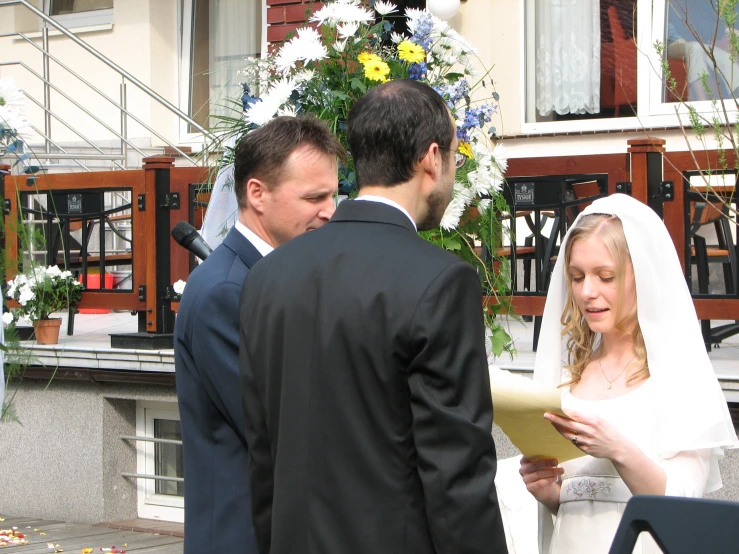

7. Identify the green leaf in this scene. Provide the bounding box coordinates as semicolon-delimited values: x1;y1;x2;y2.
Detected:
444;237;462;251
350;78;367;94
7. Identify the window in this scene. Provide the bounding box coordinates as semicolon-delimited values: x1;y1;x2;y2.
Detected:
186;0;262;130
522;0;738;133
524;0;638;126
136;401;184;522
47;0;114;28
50;0;113;15
662;1;739;103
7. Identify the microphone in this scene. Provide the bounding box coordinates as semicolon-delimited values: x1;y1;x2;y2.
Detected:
171;221;213;261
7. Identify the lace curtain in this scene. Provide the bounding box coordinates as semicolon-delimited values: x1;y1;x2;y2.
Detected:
535;0;601;116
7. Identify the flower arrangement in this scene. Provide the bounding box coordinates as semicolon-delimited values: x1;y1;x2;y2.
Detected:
210;0;513;355
5;265;84;323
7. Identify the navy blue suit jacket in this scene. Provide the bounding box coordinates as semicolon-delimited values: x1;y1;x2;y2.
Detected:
174;227;261;554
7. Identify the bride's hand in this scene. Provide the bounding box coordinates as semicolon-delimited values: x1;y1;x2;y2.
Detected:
519;456;563;513
544;410;628;462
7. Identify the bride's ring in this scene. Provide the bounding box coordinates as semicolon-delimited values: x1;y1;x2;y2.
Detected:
571;433;578;445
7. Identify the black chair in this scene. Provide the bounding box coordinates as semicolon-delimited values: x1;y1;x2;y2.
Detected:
609;495;739;554
686;191;739;348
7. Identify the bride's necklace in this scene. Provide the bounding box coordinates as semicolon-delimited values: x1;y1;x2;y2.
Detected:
598;355;636;389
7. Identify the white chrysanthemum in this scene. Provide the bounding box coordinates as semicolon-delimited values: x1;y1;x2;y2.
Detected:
293;69;315;84
173;279;186;295
390;31;404;44
277;105;298;117
374;0;397;16
440;194;466;231
311;0;374;27
337;21;359;39
18;285;34;306
333;39;348;53
0;77;25;110
274;28;328;73
2;311;14;326
244;77;298;126
467;143;506;196
478;198;492;213
0;105;31;137
491;143;508;173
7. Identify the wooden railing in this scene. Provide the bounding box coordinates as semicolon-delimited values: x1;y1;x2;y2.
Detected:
3;137;738;345
1;158;210;338
488;137;739;342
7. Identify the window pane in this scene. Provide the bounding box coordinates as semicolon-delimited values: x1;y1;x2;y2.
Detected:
663;2;739;102
154;419;184;497
51;0;114;15
189;0;261;130
526;0;637;123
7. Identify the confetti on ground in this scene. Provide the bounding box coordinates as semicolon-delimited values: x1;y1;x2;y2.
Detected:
0;528;28;546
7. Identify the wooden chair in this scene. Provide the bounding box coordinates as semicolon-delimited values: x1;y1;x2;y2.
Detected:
686;191;739;347
600;4;637;116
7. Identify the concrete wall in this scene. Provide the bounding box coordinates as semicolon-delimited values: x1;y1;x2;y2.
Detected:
0;379;177;523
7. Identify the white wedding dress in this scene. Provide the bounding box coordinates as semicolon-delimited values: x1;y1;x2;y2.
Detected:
545;379;711;554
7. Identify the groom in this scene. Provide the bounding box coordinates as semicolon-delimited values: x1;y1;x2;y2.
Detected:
239;80;507;554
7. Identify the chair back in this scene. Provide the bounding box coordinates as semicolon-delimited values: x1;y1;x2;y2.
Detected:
609;495;739;554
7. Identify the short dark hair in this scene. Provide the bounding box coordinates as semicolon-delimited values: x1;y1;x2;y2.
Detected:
347;80;455;188
233;116;346;209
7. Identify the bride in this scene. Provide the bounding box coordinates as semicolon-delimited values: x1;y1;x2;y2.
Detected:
519;193;738;553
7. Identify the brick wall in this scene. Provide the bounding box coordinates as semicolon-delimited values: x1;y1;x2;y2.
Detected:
265;0;320;45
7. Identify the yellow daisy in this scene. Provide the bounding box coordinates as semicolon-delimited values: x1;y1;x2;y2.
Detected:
397;40;426;64
364;59;391;82
357;51;382;65
458;140;473;158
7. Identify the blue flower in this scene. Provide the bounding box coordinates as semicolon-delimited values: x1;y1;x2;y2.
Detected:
408;62;428;80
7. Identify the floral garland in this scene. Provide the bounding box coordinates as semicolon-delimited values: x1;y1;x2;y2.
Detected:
210;0;513;355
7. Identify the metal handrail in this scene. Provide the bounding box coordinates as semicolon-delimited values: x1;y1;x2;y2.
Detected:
23;92;127;169
28;123;90;171
0;0;214;170
12;34;198;164
0;0;215;141
0;60;148;163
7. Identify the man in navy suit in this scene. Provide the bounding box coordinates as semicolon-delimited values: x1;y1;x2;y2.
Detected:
173;116;345;553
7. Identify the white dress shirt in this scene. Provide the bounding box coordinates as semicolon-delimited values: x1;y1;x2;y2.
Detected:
355;195;417;231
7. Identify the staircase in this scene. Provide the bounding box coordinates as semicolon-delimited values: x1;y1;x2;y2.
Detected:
0;0;216;173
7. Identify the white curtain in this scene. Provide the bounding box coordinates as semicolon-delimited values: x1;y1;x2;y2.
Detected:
209;0;261;120
535;0;601;116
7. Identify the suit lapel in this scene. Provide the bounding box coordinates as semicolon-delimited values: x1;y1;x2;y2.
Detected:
222;226;263;269
330;200;417;232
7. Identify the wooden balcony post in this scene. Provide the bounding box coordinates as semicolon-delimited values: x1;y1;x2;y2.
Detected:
0;164;14;284
628;137;666;214
142;155;176;335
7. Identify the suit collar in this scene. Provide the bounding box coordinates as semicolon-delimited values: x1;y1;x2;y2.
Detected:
222;226;263;268
330;199;417;233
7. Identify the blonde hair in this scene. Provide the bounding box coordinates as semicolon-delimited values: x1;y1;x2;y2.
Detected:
560;213;649;386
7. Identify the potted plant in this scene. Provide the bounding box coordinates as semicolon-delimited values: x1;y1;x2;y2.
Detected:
4;265;84;344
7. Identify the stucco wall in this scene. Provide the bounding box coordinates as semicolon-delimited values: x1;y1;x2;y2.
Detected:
0;379;178;523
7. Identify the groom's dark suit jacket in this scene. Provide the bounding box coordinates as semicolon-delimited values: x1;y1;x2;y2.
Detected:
239;200;507;554
174;227;260;554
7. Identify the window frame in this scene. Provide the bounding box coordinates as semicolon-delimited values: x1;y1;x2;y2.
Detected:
45;0;114;29
519;0;736;135
135;401;184;523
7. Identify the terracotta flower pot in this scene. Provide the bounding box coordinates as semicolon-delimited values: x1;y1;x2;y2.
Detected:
33;318;62;345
